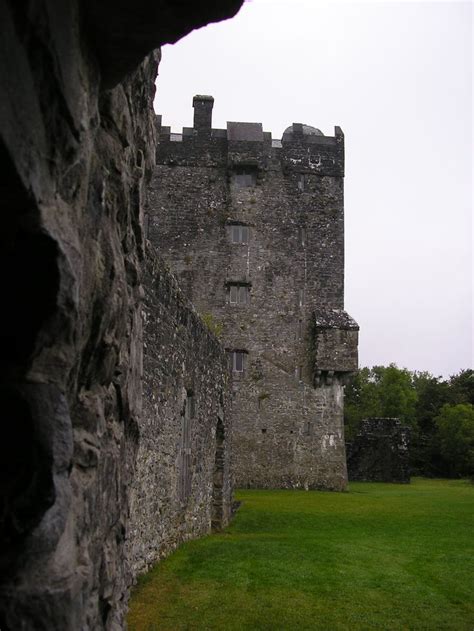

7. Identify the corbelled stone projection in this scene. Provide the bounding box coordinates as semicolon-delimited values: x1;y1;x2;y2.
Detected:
346;418;410;483
0;1;242;628
149;97;359;490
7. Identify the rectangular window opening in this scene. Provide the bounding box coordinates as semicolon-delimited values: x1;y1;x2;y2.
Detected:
298;319;303;340
234;351;244;372
229;285;238;304
228;350;246;373
228;284;249;305
233;169;257;188
230;224;249;244
185;393;195;420
298;226;306;247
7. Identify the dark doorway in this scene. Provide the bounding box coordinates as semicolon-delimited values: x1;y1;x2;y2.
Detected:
179;392;194;504
211;417;225;531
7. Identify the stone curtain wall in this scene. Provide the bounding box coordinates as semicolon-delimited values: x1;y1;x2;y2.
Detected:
128;245;232;576
346;418;410;483
0;1;242;629
150;101;358;491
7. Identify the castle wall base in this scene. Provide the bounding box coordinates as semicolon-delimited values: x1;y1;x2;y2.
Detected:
232;363;347;491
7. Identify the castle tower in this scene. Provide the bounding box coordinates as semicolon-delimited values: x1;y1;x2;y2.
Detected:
149;97;359;490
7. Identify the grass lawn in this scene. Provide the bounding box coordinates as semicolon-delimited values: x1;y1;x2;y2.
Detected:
127;479;474;630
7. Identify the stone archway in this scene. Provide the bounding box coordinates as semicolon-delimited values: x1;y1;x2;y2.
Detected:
211;417;225;531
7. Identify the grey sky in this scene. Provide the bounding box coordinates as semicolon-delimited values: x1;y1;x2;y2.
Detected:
153;0;473;377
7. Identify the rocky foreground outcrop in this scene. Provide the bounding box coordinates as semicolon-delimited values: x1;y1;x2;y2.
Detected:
0;1;242;628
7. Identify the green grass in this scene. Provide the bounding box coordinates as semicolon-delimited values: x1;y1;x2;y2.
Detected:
127;479;474;630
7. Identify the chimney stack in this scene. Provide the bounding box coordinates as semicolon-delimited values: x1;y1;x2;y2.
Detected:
193;95;214;131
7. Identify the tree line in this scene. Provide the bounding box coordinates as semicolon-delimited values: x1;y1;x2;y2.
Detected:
344;366;474;478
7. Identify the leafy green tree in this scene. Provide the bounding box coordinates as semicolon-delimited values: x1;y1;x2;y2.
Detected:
448;370;474;405
344;367;381;440
344;364;416;440
411;372;450;474
377;364;417;424
413;372;449;433
434;404;474;478
345;366;474;477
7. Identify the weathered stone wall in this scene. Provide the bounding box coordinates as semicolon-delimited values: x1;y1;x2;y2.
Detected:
0;1;242;629
346;418;410;483
149;99;358;490
128;245;232;576
0;21;158;631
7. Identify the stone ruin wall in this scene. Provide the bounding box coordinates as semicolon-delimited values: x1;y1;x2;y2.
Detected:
0;1;242;629
149;98;359;491
129;245;233;577
346;418;411;483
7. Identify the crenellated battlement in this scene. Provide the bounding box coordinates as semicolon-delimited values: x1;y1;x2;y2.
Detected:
156;95;344;176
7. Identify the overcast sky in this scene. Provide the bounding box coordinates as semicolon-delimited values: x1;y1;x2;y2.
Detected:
153;0;473;378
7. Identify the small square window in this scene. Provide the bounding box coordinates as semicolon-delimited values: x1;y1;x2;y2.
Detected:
228;350;246;372
233;171;256;188
228;284;248;304
230;225;249;244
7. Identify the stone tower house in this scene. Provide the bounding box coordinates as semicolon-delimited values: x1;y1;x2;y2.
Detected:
149;95;358;490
